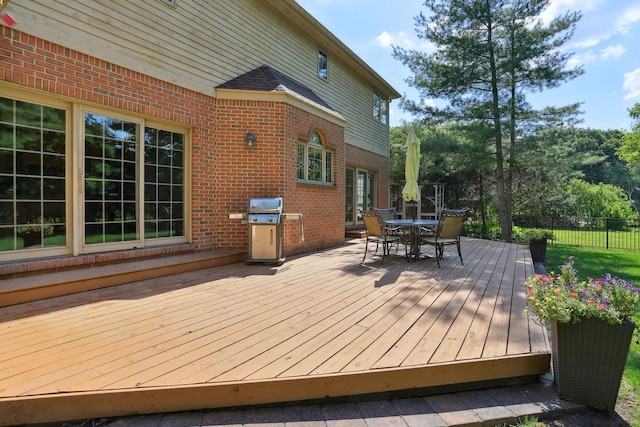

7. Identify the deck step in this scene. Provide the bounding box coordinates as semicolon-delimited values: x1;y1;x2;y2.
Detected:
346;229;366;238
0;250;246;308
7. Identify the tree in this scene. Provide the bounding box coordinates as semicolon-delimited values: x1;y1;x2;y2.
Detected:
616;104;640;212
561;179;635;219
511;127;587;217
393;0;583;241
618;104;640;177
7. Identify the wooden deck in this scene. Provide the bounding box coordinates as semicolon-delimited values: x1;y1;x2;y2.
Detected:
0;238;550;426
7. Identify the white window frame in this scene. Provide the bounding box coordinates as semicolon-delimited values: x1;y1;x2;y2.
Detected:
297;131;333;184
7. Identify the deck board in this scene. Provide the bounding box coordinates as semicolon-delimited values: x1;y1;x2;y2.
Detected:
0;237;550;426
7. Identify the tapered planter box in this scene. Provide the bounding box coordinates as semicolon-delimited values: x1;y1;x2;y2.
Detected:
529;239;547;263
551;318;634;411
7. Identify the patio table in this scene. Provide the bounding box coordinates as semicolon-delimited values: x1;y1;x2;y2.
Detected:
384;219;438;261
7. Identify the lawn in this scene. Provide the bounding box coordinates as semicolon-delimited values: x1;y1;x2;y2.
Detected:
552;228;640;252
545;245;640;281
544;245;640;425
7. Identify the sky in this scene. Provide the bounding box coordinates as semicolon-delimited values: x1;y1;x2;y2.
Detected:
295;0;640;131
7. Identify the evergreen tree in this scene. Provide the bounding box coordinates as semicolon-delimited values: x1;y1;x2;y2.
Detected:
393;0;583;241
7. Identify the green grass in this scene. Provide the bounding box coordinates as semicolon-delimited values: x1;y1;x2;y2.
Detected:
544;245;640;282
552;228;640;251
544;245;640;426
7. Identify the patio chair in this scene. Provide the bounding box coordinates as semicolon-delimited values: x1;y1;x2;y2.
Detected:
360;210;404;264
374;207;403;236
420;208;467;267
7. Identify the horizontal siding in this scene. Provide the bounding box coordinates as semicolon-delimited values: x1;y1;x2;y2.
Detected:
6;0;391;155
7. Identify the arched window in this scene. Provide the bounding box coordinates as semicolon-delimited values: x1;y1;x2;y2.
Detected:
297;131;333;184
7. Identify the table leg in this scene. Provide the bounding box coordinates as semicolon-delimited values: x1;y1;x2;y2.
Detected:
408;227;419;262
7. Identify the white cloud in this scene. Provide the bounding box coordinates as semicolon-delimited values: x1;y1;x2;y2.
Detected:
375;30;414;49
543;1;637;52
567;51;597;68
539;0;602;25
376;31;394;48
573;37;605;49
623;68;640;100
617;6;640;33
422;99;437;109
601;44;627;59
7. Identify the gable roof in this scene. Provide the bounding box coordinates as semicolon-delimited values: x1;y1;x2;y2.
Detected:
217;65;336;112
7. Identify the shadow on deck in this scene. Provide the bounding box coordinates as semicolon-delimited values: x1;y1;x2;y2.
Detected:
0;238;550;426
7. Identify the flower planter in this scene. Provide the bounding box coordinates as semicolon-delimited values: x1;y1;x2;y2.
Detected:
528;238;547;263
20;232;42;248
551;317;634;411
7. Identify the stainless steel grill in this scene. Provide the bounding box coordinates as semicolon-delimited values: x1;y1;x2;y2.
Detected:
246;197;285;265
229;197;303;265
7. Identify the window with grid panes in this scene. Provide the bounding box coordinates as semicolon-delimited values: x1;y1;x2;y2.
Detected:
297;131;333;184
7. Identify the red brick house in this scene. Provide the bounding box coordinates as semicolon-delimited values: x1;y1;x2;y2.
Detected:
0;0;399;276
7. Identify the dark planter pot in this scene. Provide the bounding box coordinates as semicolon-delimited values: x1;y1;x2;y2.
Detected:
20;232;42;248
529;239;547;263
552;318;635;411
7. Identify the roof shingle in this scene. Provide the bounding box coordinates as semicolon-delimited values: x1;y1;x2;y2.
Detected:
217;65;335;112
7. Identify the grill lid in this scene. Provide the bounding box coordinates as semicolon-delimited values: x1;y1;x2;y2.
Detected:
248;197;283;213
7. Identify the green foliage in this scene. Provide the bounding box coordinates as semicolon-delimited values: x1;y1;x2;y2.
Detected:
561;179;636;218
393;0;583;242
575;129;632;186
526;256;640;325
544;246;640;426
513;228;555;244
463;218;502;240
511;416;542;427
618;103;640;197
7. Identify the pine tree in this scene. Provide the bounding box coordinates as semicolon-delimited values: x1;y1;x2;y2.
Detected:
394;0;583;241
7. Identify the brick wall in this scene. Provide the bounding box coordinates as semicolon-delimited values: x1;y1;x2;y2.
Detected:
0;28;219;254
214;100;346;255
0;28;349;268
345;144;390;208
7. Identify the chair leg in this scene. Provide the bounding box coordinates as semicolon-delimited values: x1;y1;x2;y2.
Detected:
457;241;463;265
362;240;368;263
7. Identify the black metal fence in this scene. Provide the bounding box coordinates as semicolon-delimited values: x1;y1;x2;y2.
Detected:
464;215;640;252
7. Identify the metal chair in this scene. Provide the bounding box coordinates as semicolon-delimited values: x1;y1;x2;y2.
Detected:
420;208;467;267
374;207;402;236
374;207;398;221
360;210;404;264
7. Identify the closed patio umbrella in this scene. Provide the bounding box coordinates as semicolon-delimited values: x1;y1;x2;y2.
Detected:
402;127;421;219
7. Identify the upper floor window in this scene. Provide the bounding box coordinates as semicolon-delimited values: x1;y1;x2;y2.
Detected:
160;0;176;6
373;92;388;124
318;50;328;80
297;131;333;184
